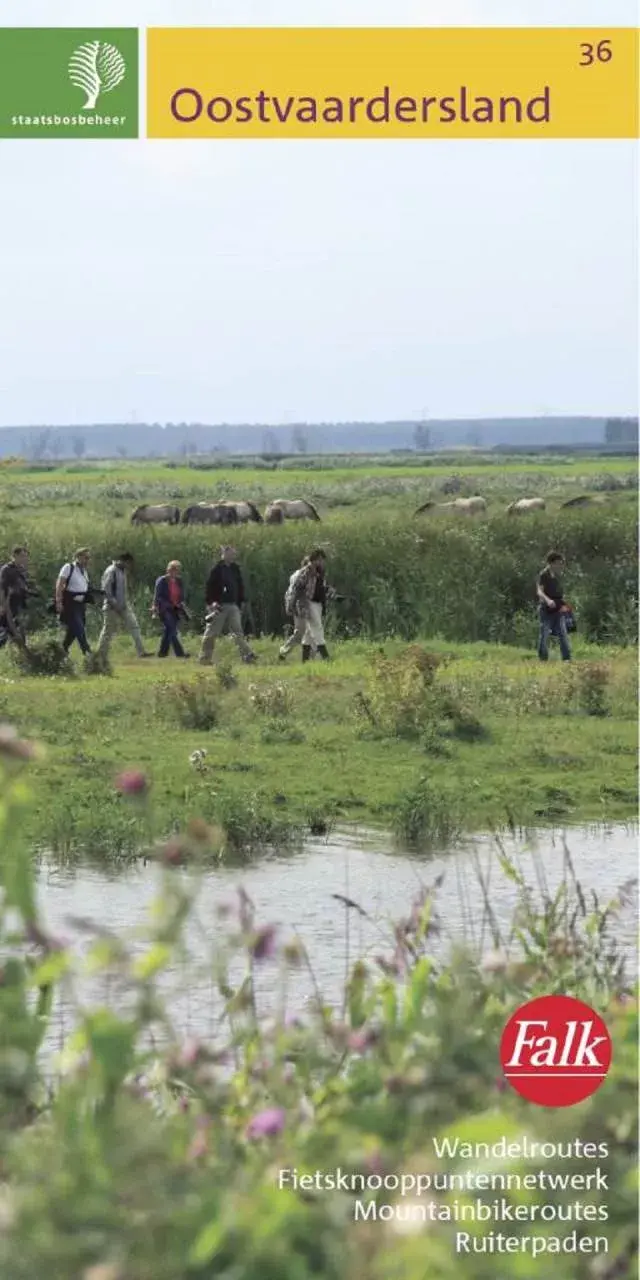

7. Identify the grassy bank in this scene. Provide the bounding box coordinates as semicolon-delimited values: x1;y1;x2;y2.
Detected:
0;746;637;1280
0;637;636;863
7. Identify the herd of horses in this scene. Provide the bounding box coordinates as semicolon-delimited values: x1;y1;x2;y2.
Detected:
412;494;606;517
130;498;321;526
130;492;607;527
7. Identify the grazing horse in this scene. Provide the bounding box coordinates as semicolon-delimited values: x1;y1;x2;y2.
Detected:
181;503;238;526
506;498;546;515
264;498;321;523
561;494;602;509
222;500;263;523
414;496;487;517
131;504;180;526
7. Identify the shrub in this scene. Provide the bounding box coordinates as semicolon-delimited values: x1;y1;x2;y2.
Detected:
11;637;74;678
213;654;238;690
576;661;611;717
355;647;485;751
354;647;441;739
213;788;301;853
394;773;463;849
157;677;220;730
249;680;294;718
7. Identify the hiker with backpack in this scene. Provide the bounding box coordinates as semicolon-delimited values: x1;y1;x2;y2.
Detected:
96;553;151;661
279;548;329;662
54;548;95;656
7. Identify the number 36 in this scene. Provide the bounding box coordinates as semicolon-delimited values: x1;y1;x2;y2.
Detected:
579;39;612;65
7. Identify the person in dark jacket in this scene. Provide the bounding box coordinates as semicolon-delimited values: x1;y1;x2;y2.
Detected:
152;560;190;658
0;546;30;650
199;545;257;665
536;550;571;662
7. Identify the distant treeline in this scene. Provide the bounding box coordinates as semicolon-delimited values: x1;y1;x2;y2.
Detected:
0;416;637;460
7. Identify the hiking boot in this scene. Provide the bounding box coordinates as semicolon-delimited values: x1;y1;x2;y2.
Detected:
243;652;257;664
318;645;330;660
301;645;312;663
139;651;153;659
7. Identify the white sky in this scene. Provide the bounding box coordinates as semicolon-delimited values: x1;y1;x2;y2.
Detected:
1;0;638;426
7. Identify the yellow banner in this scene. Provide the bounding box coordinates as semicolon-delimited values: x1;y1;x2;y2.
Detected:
146;27;639;139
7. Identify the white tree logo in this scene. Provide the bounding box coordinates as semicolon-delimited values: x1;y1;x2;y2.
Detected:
68;40;126;110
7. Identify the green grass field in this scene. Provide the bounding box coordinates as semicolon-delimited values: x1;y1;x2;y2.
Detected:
1;635;636;864
1;451;636;512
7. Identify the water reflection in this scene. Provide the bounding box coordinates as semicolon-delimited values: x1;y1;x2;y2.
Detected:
36;823;638;1068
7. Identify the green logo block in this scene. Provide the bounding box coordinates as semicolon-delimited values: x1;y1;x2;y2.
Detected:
0;28;139;138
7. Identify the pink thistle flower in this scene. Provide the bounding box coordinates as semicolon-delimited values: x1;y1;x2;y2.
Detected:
245;1107;286;1140
249;924;278;962
162;838;187;867
348;1025;380;1053
115;769;148;796
178;1038;202;1068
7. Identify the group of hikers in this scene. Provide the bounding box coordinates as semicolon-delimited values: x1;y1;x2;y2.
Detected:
0;542;573;667
0;543;336;666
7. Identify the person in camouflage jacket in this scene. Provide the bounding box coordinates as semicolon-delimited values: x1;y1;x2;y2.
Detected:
279;548;326;662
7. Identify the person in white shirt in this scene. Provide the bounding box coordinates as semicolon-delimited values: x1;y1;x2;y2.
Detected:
55;548;92;655
96;552;150;660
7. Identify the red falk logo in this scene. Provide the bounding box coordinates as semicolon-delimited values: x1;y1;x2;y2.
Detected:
500;994;612;1107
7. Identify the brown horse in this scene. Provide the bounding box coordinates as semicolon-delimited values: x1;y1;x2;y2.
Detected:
222;500;263;523
561;495;604;509
181;503;238;526
131;504;180;525
264;498;321;523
